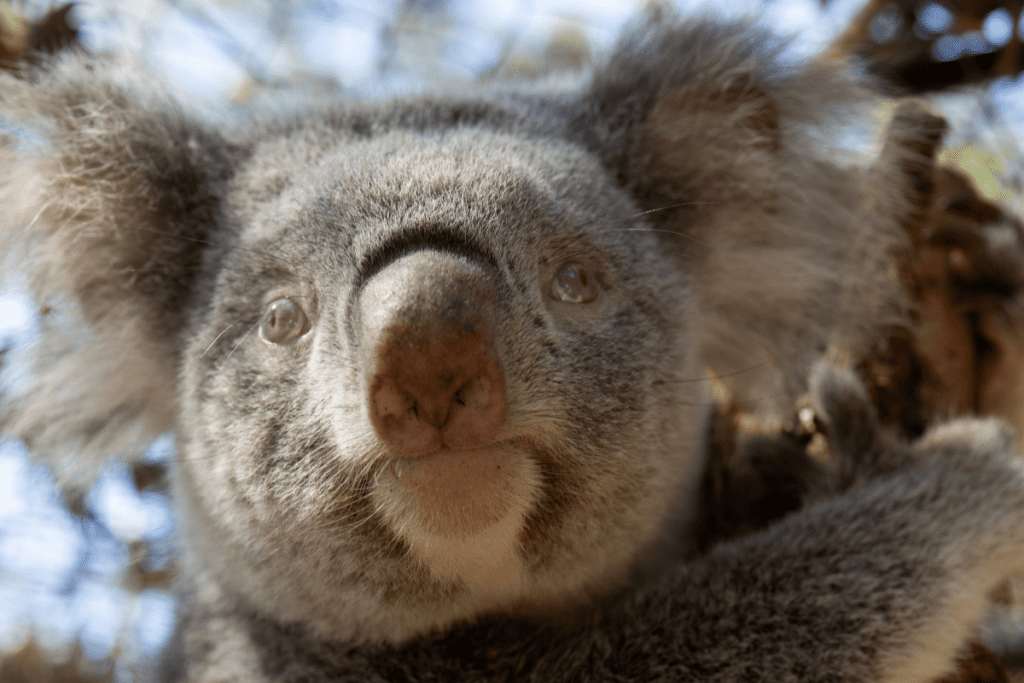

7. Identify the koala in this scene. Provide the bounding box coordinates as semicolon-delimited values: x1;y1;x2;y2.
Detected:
3;11;1024;683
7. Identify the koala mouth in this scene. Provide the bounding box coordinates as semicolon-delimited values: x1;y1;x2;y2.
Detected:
372;442;541;594
383;442;540;537
391;447;522;537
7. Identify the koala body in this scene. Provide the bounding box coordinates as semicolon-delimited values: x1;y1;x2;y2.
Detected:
3;12;1024;683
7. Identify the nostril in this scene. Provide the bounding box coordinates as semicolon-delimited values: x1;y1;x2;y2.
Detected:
370;376;443;455
437;361;505;451
367;331;507;456
457;375;491;410
374;385;413;420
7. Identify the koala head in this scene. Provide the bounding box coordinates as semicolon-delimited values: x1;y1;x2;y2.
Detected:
0;17;916;643
173;123;709;640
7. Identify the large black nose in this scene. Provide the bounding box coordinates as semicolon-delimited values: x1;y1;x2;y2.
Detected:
358;250;507;457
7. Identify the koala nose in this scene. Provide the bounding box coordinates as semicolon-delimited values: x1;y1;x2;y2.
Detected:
359;249;507;457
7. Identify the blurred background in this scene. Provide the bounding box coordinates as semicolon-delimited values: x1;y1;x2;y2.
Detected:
0;0;1022;680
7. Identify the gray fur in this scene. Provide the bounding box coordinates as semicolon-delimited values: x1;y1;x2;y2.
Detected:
1;12;1021;683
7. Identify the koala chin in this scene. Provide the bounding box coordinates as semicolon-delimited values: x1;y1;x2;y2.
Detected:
4;10;1024;683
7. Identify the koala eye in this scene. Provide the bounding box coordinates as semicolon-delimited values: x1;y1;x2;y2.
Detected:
260;298;310;345
550;262;599;304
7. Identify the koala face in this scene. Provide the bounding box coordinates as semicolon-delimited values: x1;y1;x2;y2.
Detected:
176;127;707;641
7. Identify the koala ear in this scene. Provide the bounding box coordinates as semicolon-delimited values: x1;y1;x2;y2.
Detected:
0;56;236;486
574;18;788;216
572;17;936;404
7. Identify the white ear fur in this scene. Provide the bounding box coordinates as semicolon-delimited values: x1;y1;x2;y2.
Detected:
1;300;176;488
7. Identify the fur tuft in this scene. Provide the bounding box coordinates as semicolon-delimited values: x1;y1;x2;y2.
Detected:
0;56;236;483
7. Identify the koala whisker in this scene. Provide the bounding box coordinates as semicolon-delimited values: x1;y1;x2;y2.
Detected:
320;502;385;537
265;487;381;546
200;313;253;358
507;409;575;430
600;226;708;246
222;317;265;362
305;447;381;492
557;219;709;255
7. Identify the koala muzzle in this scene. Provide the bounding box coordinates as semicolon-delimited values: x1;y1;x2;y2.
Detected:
359;249;507;457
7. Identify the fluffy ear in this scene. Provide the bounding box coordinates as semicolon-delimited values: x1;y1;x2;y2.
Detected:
0;56;236;486
574;18;794;212
573;16;941;405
